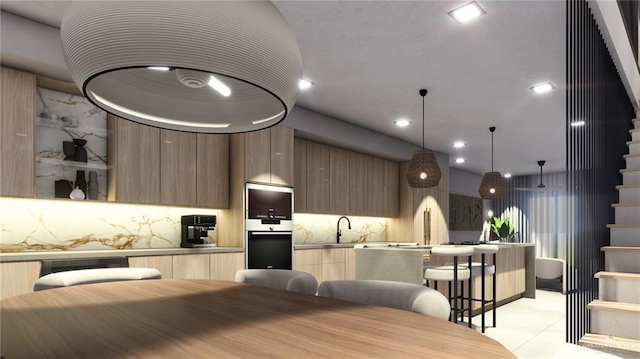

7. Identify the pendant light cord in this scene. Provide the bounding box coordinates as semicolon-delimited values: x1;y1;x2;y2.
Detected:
489;126;496;172
422;95;425;150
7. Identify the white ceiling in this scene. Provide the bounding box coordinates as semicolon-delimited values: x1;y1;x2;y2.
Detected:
0;0;566;176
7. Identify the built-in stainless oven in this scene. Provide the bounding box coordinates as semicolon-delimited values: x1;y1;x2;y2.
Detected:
245;183;293;269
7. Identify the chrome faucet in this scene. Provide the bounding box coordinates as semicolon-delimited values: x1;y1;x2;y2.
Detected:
336;216;351;244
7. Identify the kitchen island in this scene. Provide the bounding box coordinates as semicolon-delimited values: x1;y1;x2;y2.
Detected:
355;243;536;311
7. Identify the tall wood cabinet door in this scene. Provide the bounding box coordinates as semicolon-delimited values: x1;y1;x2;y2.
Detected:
368;156;385;217
270;126;293;185
0;67;35;197
110;116;160;204
244;129;271;183
196;134;229;208
349;151;368;215
306;141;330;213
160;129;197;206
329;147;349;215
384;160;399;217
294;138;307;212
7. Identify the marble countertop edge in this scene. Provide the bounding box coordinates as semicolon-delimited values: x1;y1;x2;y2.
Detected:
0;247;244;263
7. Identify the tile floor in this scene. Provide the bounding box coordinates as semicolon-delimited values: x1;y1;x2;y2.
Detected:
466;290;637;359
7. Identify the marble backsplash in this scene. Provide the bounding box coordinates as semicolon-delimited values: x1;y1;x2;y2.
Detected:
0;198;217;252
35;87;108;200
294;213;386;244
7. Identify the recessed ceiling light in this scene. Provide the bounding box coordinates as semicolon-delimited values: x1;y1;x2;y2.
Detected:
394;119;411;127
448;2;486;24
299;79;314;90
147;66;170;71
208;75;231;97
452;141;466;148
531;82;555;94
455;158;465;163
570;120;585;127
504;173;512;178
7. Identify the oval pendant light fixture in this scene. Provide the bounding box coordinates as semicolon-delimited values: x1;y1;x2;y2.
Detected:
406;89;441;188
60;1;302;133
478;127;507;199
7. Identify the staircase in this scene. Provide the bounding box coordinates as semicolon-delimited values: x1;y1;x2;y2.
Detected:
579;118;640;356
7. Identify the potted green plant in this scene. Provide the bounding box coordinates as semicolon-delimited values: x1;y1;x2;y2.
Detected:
490;216;516;242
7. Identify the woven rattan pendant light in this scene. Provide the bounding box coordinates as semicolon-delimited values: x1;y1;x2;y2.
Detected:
406;89;441;188
478;127;507;199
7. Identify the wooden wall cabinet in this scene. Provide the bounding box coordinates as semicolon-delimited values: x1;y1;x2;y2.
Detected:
161;130;197;206
329;147;350;214
306;141;330;213
294;138;307;212
107;115;161;204
348;151;368;215
0;66;35;197
108;115;229;208
244;126;293;186
197;134;229;209
293;138;399;217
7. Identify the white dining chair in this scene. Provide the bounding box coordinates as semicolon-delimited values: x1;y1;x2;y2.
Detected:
235;269;318;295
317;279;451;321
33;267;162;291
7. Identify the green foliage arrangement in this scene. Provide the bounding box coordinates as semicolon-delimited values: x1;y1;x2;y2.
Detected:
491;216;515;241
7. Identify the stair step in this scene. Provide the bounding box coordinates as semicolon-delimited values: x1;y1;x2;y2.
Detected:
595;271;640;281
622;168;640;185
625;153;640;169
603;247;640;273
632;129;640;142
608;224;640;247
602;246;640;252
589;300;640;340
588;300;640;315
595;272;640;304
616;184;640;203
629;140;640;154
612;203;640;224
579;333;640;356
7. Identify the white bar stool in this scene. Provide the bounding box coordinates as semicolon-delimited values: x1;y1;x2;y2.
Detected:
424;246;474;326
465;244;498;333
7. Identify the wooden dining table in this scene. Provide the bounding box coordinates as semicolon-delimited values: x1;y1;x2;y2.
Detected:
0;279;515;358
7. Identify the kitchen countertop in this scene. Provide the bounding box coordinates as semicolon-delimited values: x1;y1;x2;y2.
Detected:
0;247;244;263
294;243;379;250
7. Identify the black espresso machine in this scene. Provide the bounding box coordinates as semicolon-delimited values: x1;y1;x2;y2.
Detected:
181;215;217;248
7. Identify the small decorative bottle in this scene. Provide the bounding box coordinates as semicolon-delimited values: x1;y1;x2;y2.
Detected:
88;171;99;200
76;170;87;195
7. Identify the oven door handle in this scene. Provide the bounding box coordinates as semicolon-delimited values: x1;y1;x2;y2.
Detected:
249;232;292;236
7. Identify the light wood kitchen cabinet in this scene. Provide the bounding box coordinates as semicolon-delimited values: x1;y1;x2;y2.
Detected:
294;138;307;212
244;126;294;185
196;134;229;209
367;156;386;217
161;130;197;206
329;146;350;214
349;151;368;215
209;252;244;281
0;261;40;300
270;126;294;185
128;255;173;279
293;247;355;283
1;66;35;197
172;254;210;279
306;141;330;213
384;160;399;217
244;129;271;183
107;115;161;204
